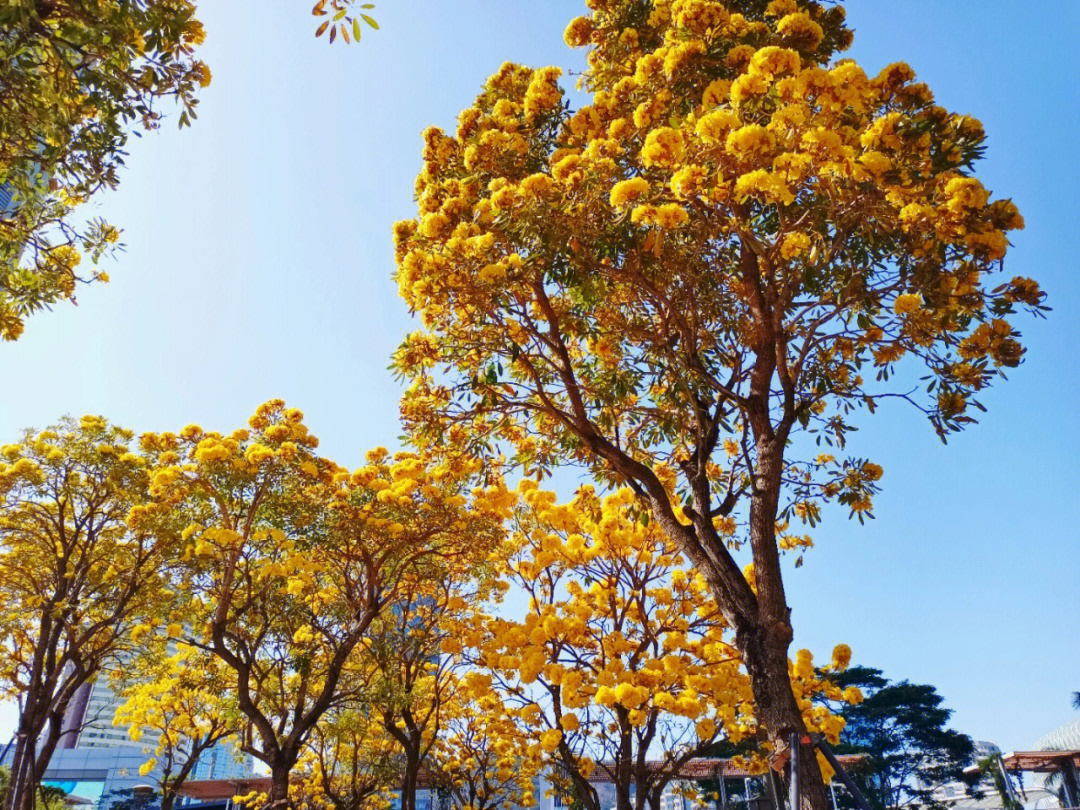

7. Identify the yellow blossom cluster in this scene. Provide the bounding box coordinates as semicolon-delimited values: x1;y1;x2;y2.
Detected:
448;483;855;794
391;0;1042;466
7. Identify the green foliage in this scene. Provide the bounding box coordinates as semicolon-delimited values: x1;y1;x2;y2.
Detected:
964;753;1023;810
817;666;974;810
0;768;77;810
0;0;208;341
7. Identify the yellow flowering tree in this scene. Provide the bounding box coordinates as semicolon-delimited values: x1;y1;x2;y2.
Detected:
363;570;486;810
438;689;542;810
391;2;1046;805
0;0;209;341
461;483;760;810
113;645;239;810
0;417;175;810
141;401;506;810
297;705;400;810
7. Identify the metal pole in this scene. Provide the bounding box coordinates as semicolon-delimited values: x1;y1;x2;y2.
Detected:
789;734;801;810
829;783;838;810
996;758;1018;806
1060;757;1080;809
766;770;782;810
812;737;873;810
719;769;728;810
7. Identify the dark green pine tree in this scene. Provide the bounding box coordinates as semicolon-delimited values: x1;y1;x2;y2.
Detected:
816;666;975;810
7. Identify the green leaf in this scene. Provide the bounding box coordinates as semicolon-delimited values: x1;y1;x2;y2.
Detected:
361;14;379;29
352;18;362;41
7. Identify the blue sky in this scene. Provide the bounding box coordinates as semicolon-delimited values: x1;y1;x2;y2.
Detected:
1;0;1077;752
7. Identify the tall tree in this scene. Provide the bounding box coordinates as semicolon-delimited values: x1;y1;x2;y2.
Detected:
390;3;1046;807
0;0;209;341
140;401;506;810
0;417;175;810
817;665;974;810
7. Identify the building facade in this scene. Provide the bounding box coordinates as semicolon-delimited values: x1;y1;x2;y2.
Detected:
1;672;253;809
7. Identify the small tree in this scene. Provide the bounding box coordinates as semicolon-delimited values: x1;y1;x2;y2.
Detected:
141;401;506;810
114;644;239;810
392;4;1046;807
365;571;479;810
299;706;400;810
0;417;174;810
439;689;542;810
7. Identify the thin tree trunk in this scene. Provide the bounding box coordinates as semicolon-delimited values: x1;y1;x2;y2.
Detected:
400;748;420;810
161;743;203;810
563;763;599;810
6;703;66;810
5;727;33;810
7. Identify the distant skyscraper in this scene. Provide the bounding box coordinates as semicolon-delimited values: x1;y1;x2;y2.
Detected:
57;666;253;780
63;679;155;749
0;180;16;214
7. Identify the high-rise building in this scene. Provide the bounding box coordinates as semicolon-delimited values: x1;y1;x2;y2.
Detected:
0;180;16;214
60;675;251;779
1;664;254;809
62;679;156;750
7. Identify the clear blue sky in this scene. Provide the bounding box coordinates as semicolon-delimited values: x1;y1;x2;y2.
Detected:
1;0;1077;753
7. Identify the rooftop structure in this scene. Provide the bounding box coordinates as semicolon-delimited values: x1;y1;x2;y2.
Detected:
1035;721;1080;754
998;750;1080;809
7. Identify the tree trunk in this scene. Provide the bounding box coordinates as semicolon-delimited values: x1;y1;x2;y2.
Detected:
161;745;203;810
740;626;829;810
267;762;293;810
562;763;599;810
736;435;829;810
400;748;420;810
5;728;33;810
5;703;67;810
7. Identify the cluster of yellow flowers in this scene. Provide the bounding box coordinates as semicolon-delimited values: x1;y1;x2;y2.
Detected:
392;0;1036;416
438;481;858;782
